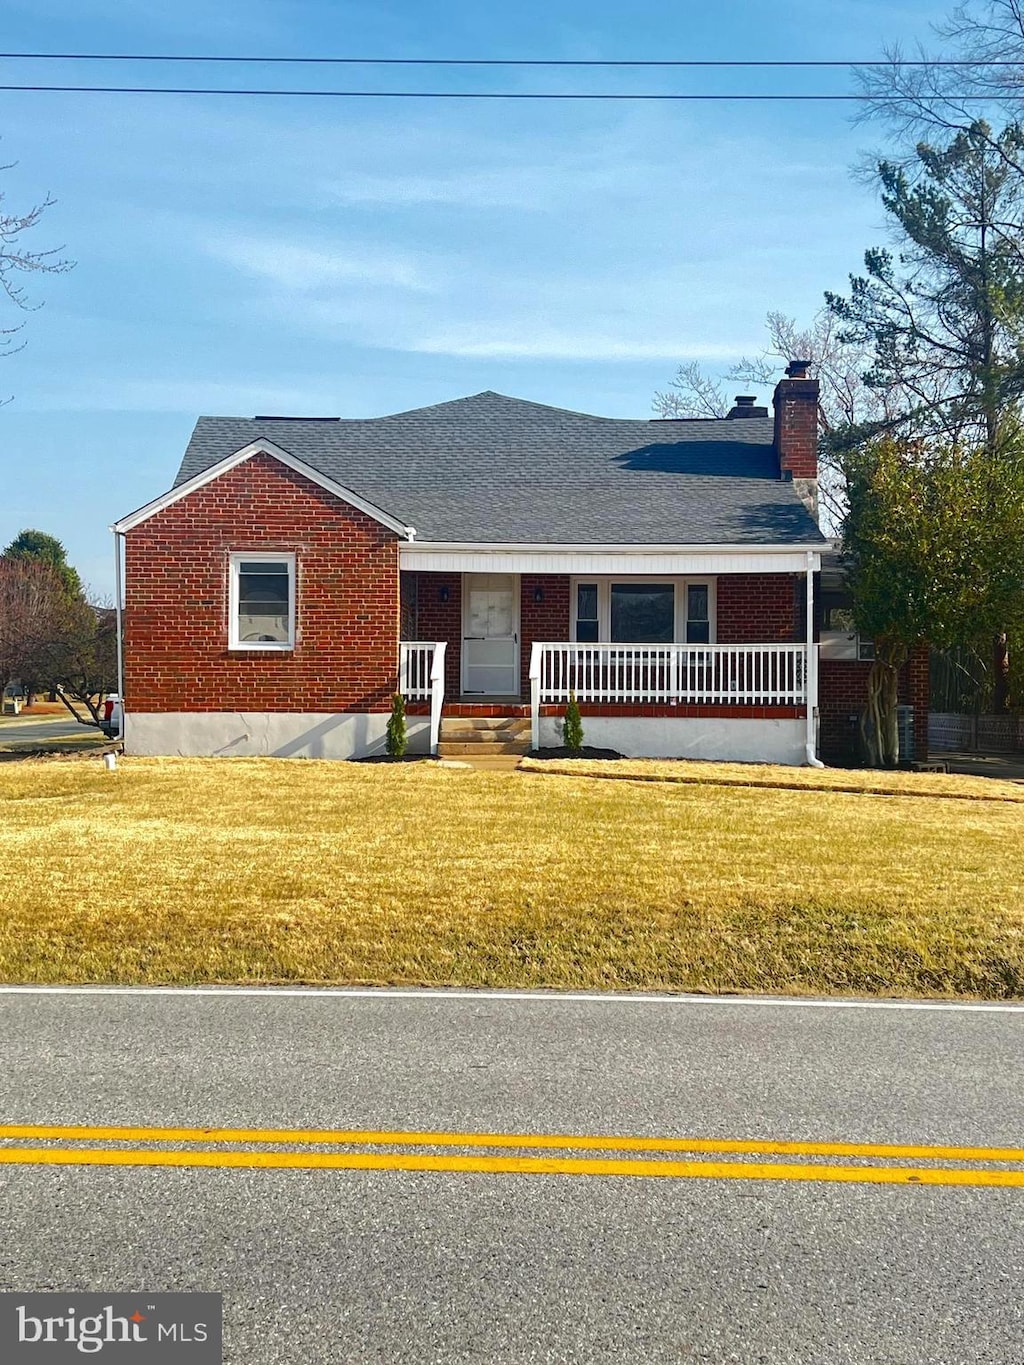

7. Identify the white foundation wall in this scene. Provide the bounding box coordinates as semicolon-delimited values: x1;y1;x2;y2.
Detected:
125;712;431;760
538;716;807;765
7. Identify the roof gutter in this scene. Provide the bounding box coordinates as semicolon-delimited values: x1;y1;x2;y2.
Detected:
399;540;825;556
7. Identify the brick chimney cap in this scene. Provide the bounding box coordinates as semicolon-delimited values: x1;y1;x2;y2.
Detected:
785;359;812;379
734;395;756;405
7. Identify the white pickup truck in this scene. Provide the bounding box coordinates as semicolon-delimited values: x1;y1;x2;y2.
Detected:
100;693;123;738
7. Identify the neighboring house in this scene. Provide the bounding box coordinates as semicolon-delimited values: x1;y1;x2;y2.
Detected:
112;364;928;764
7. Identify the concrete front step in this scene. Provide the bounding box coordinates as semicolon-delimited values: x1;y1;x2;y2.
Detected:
439;728;531;746
437;740;532;757
440;716;531;734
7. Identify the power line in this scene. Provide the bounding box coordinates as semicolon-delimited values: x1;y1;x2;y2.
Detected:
0;52;1020;67
0;85;992;100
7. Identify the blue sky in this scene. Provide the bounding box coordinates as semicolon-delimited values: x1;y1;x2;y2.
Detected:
0;0;954;596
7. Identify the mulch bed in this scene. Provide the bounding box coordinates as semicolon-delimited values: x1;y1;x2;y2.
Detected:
354;754;437;763
525;746;625;760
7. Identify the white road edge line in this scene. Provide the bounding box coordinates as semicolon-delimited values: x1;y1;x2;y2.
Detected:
0;986;1022;1013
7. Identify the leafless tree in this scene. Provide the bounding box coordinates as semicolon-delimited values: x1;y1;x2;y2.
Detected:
0;560;116;721
852;4;1024;170
0;557;68;699
653;310;901;529
0;169;74;363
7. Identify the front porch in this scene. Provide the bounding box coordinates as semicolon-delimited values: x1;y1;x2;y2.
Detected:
397;552;822;764
401;639;816;764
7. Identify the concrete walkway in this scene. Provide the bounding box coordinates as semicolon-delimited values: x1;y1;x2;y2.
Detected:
937;750;1024;782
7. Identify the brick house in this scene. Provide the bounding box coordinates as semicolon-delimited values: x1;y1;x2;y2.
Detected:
112;364;928;763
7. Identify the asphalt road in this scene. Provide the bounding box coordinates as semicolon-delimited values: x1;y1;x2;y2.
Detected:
0;713;100;746
1;988;1022;1364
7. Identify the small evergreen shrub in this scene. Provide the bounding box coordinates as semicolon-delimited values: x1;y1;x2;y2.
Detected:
386;692;408;758
563;691;584;753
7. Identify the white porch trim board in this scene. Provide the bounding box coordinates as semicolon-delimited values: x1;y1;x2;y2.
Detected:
400;545;822;576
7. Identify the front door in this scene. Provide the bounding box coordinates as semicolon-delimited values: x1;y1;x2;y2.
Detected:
462;573;519;695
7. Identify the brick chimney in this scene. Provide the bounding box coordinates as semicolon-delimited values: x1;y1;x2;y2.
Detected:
725;394;768;419
773;359;820;519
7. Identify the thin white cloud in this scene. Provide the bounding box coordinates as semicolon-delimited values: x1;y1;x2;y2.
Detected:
203;234;438;294
323;159;657;212
326;169;546;210
404;331;753;362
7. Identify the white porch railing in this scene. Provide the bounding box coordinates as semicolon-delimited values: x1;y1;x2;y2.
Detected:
529;642;810;750
399;641;447;755
399;642;435;700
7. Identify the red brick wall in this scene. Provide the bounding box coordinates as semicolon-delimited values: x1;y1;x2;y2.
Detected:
401;571;571;699
125;453;400;713
520;574;571;696
819;646;929;763
773;375;819;480
404;571;462;697
717;575;802;643
906;645;930;759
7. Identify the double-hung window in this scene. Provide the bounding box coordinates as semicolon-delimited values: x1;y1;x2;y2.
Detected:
229;553;296;650
572;578;714;644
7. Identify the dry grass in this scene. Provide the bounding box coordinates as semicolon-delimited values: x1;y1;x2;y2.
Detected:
519;756;1024;803
1;755;1022;998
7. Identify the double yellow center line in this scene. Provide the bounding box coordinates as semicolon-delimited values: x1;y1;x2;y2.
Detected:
1;1124;1023;1187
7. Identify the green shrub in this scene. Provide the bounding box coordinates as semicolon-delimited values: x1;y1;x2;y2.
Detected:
386;693;408;758
562;691;584;753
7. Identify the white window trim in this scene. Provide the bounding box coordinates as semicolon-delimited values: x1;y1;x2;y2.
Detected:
569;576;716;644
228;552;297;651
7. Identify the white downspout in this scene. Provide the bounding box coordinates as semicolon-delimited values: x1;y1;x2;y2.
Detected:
805;550;824;767
112;527;125;740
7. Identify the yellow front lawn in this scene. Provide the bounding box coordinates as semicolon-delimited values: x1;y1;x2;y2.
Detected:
1;756;1021;997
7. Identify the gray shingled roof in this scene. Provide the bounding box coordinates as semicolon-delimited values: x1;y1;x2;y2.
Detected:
174;390;825;546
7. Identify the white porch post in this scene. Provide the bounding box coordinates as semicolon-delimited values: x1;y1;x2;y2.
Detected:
805;551;824;767
529;642;541;751
429;641;447;756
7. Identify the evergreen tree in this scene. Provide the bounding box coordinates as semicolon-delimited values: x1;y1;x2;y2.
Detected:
827;121;1024;456
827;121;1024;711
3;529;83;599
386;693;407;758
562;692;584;754
841;435;1024;764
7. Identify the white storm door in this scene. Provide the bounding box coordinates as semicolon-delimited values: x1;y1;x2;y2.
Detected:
462;574;519;695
